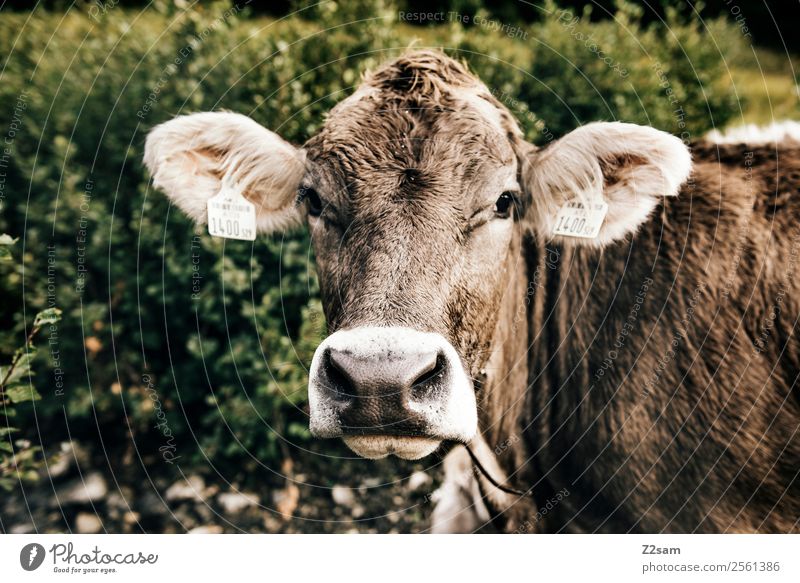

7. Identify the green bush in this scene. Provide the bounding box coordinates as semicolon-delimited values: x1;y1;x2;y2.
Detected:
0;0;745;477
0;235;61;490
448;1;744;143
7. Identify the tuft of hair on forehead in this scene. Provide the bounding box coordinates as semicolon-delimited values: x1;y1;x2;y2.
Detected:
308;49;526;180
354;49;525;147
364;49;481;101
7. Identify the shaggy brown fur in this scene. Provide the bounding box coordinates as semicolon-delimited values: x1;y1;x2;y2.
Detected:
303;51;800;533
517;141;800;532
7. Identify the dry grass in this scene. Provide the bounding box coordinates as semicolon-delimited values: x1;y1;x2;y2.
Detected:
729;47;799;125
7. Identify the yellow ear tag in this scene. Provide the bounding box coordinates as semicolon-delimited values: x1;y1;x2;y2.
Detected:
206;175;257;241
552;198;609;239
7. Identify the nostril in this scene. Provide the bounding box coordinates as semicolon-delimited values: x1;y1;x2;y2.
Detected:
323;344;448;404
411;353;447;396
324;349;357;402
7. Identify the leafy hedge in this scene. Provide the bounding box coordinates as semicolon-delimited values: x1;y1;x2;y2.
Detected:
0;0;745;478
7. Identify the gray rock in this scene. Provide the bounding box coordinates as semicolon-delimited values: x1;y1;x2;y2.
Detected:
218;491;259;514
331;485;356;507
165;475;205;502
123;511;140;526
262;514;283;532
351;504;366;519
48;441;90;479
360;477;381;488
75;512;103;534
357;477;382;495
104;491;128;517
59;472;108;505
188;525;223;534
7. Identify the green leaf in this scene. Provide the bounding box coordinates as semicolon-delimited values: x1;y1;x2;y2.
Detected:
0;246;12;262
5;385;42;404
0;427;19;437
0;441;12;453
4;352;35;386
33;307;62;327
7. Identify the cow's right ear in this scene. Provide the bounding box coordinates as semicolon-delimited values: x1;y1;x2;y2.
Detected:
143;112;306;234
518;122;691;246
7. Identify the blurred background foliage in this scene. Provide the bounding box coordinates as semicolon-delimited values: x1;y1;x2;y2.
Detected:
0;0;797;501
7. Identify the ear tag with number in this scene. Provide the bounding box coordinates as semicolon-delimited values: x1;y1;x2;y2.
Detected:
206;177;257;241
552;198;609;239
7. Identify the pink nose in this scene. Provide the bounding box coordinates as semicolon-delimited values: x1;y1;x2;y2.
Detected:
319;344;445;432
307;326;478;443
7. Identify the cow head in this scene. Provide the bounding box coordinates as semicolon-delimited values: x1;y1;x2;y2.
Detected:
144;50;691;460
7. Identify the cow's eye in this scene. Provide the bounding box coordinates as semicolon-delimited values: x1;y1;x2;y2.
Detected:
494;192;515;218
300;187;323;217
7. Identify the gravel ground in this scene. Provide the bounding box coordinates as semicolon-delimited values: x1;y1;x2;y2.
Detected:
1;440;445;534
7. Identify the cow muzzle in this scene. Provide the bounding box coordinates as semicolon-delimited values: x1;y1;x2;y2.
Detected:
307;326;478;459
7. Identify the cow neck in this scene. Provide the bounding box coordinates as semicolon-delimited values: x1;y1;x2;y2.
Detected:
520;233;575;454
466;231;539;530
476;228;531;459
471;234;600;530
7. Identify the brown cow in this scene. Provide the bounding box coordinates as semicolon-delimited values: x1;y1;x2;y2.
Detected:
144;50;800;533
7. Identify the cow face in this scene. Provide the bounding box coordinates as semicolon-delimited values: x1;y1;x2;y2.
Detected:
144;51;691;460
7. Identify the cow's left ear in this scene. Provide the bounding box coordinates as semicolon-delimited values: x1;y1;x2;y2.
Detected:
519;122;691;246
144;112;306;235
